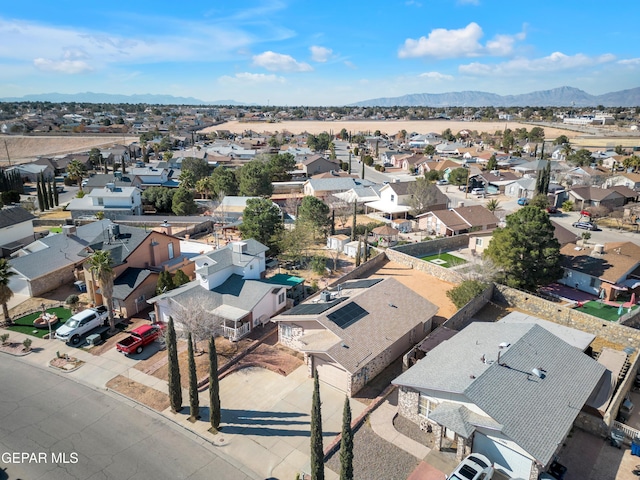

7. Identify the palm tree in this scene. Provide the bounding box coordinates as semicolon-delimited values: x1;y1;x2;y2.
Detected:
0;258;16;325
86;250;116;334
486;199;501;213
560;143;573;161
67;159;86;192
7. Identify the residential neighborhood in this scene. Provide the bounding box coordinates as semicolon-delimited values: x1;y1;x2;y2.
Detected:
2;107;640;480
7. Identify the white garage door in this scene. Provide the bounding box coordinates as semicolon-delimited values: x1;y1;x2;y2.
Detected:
9;276;30;296
314;357;349;393
473;432;532;479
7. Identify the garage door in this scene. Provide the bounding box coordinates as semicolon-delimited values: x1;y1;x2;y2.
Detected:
473;432;532;479
9;276;30;296
314;357;349;393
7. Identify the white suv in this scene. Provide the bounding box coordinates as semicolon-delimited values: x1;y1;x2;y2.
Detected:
55;307;108;345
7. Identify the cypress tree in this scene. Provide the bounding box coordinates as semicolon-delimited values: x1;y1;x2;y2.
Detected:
348;153;352;174
42;174;50;210
351;202;357;241
187;332;200;421
166;316;183;413
355;239;361;268
36;175;44;211
47;177;55;209
53;177;59;206
208;335;221;432
363;229;370;261
330;210;335;236
339;396;353;480
310;369;325;480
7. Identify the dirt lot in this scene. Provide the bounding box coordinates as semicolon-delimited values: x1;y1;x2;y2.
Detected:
203;120;582;140
2;135;138;164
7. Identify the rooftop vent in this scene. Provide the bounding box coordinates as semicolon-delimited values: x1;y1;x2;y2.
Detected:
320;290;332;302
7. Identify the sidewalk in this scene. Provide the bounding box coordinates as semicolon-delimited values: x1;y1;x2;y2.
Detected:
0;326;437;480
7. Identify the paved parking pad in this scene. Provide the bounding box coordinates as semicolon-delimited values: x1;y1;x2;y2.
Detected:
215;365;368;479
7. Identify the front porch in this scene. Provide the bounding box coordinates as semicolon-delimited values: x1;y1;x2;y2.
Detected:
219;321;251;342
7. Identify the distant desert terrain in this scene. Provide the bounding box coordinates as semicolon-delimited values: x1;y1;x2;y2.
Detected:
0;135;138;165
204;119;581;139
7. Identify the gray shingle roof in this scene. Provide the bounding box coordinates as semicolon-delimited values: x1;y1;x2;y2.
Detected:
194;239;269;276
394;322;606;466
0;206;35;229
9;220;151;279
112;268;155;300
152;274;283;319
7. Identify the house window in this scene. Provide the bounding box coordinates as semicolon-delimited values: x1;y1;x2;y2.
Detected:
168;242;174;259
418;394;436;419
250;264;254;270
390;194;395;202
590;277;597;287
278;292;285;304
475;238;483;247
281;324;292;338
97;197;104;206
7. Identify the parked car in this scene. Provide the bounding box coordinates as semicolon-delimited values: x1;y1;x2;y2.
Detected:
546;206;558;214
447;453;494;480
116;324;165;355
55;306;109;345
437;179;449;185
517;197;529;206
471;187;485;196
572;221;598;231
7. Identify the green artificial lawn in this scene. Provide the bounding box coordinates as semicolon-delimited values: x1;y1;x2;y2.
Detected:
49;227;62;233
6;307;73;339
420;252;467;268
576;301;637;322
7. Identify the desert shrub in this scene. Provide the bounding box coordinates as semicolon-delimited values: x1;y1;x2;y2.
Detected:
22;338;32;351
0;333;9;344
446;280;488;308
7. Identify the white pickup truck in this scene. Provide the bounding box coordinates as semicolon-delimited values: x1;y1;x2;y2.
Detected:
55;306;109;345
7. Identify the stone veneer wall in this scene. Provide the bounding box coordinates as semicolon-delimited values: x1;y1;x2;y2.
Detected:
385;248;465;284
493;284;640;348
397;386;422;425
30;264;78;297
442;284;495;331
390;234;470;258
327;250;388;288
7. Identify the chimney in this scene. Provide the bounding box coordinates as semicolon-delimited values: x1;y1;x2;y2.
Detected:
159;220;172;236
62;225;77;236
105;182;115;192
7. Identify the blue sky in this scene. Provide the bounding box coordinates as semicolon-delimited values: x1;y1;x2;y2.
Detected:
1;0;639;105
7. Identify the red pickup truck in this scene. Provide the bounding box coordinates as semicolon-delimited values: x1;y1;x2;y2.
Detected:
116;324;164;355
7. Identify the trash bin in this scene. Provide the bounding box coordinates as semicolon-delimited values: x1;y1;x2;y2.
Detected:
632;438;640;456
149;312;156;323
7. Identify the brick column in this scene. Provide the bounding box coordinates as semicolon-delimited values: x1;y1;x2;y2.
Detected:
528;462;542;480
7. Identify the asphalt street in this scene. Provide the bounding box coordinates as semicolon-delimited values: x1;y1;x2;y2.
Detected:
0;356;254;480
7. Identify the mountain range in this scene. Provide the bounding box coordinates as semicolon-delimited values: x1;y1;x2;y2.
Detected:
1;86;639;107
0;92;250;106
350;86;640;108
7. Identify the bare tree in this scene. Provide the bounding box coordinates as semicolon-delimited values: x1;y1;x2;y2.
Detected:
169;297;222;354
459;256;500;283
327;195;352;229
283;194;302;220
207;191;227;247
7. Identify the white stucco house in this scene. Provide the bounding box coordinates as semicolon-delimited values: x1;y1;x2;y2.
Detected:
148;239;297;341
67;184;142;219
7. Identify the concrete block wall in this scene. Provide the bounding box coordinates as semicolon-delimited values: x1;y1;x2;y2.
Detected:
327;250;388;288
385;248;465;284
390;234;470;257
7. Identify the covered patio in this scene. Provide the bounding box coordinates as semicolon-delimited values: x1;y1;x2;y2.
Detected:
213;304;252;342
364;200;410;220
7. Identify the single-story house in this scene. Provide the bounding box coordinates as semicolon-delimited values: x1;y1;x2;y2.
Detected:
393;322;606;479
0;206;35;257
559;241;640;301
273;277;439;396
417;205;499;236
567;186;627;210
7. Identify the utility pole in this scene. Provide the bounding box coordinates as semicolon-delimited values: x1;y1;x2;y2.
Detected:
4;140;11;166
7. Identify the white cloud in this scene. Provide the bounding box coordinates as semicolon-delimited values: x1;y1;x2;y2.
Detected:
252;51;313;72
459;52;617;76
619;58;640;66
33;58;93;74
457;0;480;5
219;72;285;84
419;71;454;81
344;60;357;69
405;1;422;7
398;22;525;59
310;46;332;63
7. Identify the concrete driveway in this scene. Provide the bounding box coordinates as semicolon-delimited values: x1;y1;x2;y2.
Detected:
177;365;368;480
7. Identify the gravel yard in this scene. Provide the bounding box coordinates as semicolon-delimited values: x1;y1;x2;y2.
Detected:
325;422;420;480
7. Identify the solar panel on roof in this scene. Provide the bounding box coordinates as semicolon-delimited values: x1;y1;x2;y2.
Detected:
334;278;382;290
282;297;346;315
327;302;368;328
